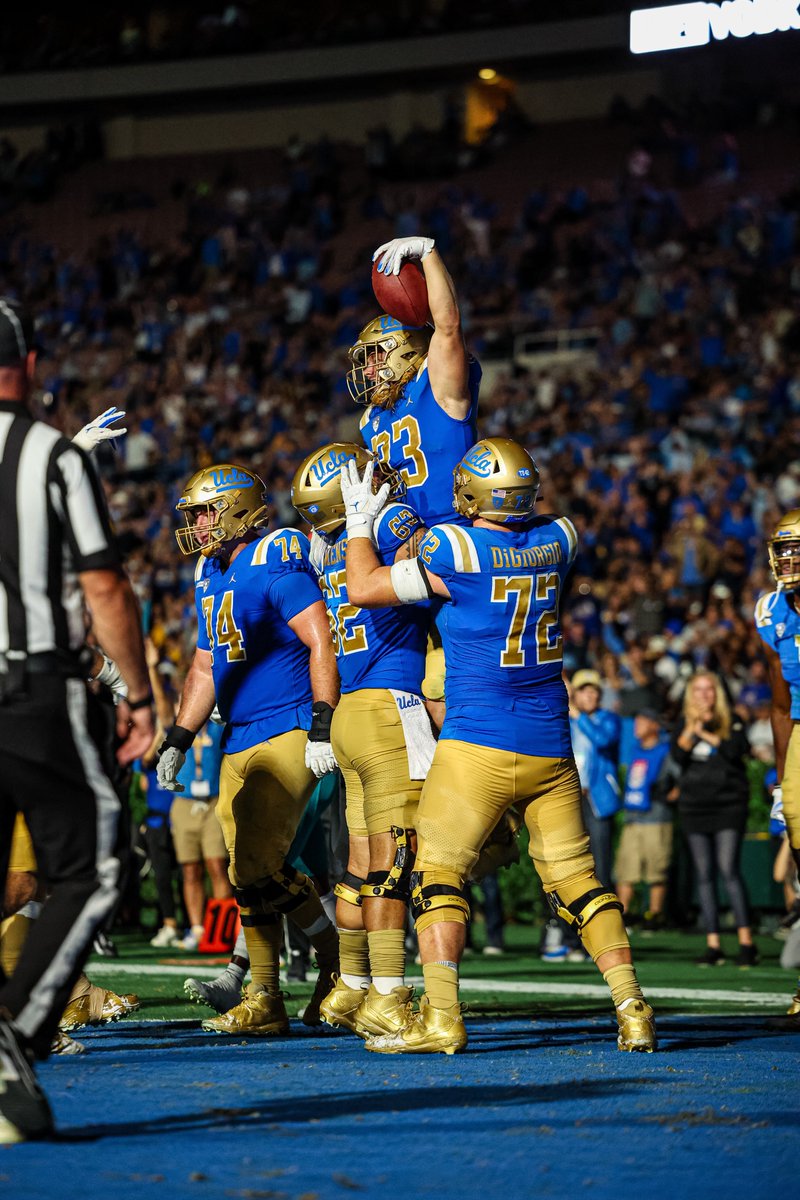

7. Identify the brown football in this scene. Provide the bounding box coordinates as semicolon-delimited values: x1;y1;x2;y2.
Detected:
371;259;431;327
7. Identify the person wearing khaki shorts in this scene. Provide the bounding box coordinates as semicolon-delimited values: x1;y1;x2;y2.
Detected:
615;709;675;929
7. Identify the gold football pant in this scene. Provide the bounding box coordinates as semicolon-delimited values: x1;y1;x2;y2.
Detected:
414;739;629;962
216;729;316;888
331;690;422;837
782;725;800;852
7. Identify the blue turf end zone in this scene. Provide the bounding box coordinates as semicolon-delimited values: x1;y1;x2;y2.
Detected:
4;1016;796;1199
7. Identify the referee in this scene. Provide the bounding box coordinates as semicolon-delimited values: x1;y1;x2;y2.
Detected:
0;298;154;1143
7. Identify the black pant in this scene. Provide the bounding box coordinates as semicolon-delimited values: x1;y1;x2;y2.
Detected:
143;820;179;923
686;827;750;933
0;676;120;1058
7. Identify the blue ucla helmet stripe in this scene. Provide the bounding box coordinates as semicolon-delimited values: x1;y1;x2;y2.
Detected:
438;524;480;573
554;517;578;563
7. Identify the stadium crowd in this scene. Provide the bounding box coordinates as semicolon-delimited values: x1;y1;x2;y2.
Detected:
1;110;799;950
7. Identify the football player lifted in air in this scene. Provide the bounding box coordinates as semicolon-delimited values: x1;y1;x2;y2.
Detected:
292;443;433;1039
755;508;800;1017
350;237;479;528
158;463;340;1035
341;439;657;1055
349;236;481;721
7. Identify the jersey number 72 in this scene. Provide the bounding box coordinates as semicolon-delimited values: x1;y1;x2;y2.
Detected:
491;572;562;668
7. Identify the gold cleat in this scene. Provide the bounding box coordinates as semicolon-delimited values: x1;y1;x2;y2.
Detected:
365;996;467;1056
616;998;657;1052
60;985;140;1031
354;984;414;1039
201;983;289;1036
319;978;368;1033
787;986;800;1017
50;1029;86;1055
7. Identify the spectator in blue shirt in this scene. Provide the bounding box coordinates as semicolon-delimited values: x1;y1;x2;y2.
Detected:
615;708;675;930
569;669;622;889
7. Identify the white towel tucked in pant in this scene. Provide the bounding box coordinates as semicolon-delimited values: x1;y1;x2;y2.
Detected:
389;689;437;781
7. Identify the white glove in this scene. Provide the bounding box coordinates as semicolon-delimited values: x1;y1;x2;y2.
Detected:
770;785;786;833
373;236;435;276
156;746;186;793
305;738;337;779
340;458;390;541
93;653;128;701
72;407;127;452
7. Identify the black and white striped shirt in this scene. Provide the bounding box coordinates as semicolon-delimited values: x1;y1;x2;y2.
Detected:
0;402;119;662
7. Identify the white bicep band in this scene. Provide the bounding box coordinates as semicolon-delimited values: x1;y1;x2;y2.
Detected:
390;558;431;604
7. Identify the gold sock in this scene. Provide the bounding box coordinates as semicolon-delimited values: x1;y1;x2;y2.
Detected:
339;928;370;979
367;928;406;982
423;962;459;1010
68;972;92;1004
603;963;644;1008
0;914;30;976
242;914;282;993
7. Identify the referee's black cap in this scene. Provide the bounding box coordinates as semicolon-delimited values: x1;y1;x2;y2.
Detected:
0;297;35;367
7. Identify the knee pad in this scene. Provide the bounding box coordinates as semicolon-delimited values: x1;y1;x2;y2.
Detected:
239;909;281;928
233;885;283;926
361;827;415;904
334;871;366;908
255;862;314;915
547;886;623;930
410;868;470;934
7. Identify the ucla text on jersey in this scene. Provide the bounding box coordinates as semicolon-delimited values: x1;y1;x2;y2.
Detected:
755;589;800;719
194;528;321;753
360;358;480;527
417;514;578;755
316;502;428;694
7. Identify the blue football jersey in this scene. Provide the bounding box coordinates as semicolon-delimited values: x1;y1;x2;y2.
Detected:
316;502;429;694
360;358;480;527
754;589;800;718
194;529;322;753
417;515;578;754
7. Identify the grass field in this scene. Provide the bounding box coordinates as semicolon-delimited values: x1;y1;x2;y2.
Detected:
4;927;798;1198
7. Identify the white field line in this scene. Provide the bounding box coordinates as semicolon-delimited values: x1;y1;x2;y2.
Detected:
87;962;788;1006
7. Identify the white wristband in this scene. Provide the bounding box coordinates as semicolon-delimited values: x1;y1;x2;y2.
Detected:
390;558;430;604
346;515;373;540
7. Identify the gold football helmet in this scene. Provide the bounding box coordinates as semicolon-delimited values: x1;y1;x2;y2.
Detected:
347;315;431;409
769;509;800;589
453;438;540;524
175;463;269;556
291;442;405;535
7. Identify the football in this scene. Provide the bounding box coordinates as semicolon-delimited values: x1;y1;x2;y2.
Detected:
371;259;431;327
